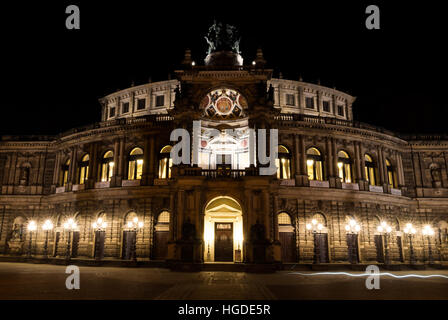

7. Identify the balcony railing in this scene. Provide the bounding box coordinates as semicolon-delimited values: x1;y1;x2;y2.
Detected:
274;114;397;137
202;169;246;179
175;166;259;179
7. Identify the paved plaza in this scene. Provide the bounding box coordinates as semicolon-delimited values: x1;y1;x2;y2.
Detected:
0;262;447;300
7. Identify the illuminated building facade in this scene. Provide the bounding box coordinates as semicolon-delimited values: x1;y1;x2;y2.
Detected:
0;27;448;267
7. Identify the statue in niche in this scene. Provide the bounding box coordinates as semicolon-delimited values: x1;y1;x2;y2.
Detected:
19;166;30;186
11;223;23;241
181;217;196;241
8;217;25;254
250;220;266;242
430;163;442;188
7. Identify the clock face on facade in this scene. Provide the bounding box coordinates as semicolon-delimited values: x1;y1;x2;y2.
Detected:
202;88;247;119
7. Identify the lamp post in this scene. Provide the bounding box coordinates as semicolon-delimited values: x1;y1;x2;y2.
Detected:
125;217;144;261
345;219;361;264
306;219;324;264
26;220;37;258
63;218;77;261
92;217;107;260
42;219;54;259
403;223;416;265
377;221;392;265
422;225;435;264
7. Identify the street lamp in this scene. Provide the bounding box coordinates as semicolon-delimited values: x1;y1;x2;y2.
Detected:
42;219;54;259
306;219;324;264
403;223;417;265
345;219;361;264
26;220;37;258
377;221;392;265
92;217;108;260
422;224;435;264
125;217;144;261
63;218;77;261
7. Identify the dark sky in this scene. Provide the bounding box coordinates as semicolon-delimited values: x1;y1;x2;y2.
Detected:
1;1;446;136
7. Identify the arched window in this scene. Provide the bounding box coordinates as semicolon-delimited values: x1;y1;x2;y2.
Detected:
337;150;352;183
78;154;89;185
61;159;70;186
157;211;170;224
306;147;324;181
128;147;143;180
100;151;114;182
364;154;377;186
276;145;291;179
158;145;172;179
278;212;292;225
386;159;397;188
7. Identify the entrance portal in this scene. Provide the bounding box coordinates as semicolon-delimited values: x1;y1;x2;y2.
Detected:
204;196;243;263
214;223;233;261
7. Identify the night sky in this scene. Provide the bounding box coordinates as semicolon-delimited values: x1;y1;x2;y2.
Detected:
1;1;446;136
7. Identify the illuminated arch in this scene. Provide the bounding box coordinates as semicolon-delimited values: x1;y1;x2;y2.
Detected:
307;147;323;181
128;147;143;180
158;145;172;179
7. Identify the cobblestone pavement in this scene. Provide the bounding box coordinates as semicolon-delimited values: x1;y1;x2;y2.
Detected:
0;262;447;300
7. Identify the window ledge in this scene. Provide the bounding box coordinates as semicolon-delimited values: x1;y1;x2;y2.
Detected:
95;181;110;189
342;182;359;190
154;179;169;185
369;185;384;193
55;186;66;194
309;180;329;188
280;179;295;186
122;179;141;187
72;184;85;191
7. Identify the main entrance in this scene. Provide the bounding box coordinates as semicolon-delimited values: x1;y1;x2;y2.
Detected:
214;223;233;261
204;196;243;263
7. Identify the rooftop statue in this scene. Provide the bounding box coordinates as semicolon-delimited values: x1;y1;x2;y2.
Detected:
205;20;241;55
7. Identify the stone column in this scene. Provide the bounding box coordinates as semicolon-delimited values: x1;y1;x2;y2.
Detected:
294;134;301;183
273;196;279;241
332;95;338;116
377;147;386;190
325;137;333;179
263;191;271;241
298;86;305;112
130;92;135;113
109;139;120;187
52;151;61;187
331;138;341;188
396;152;406;194
118;138;125;180
141;136;151;185
358;142;368;191
112;139;120;176
87;143;99;189
295;134;309;186
67;146;78;190
177;190;184;237
148;135;155;184
317;90;323;116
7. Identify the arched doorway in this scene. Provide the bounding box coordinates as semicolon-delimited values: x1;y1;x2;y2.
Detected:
309;213;329;263
153;211;170;260
204;196;243;263
278;212;296;262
